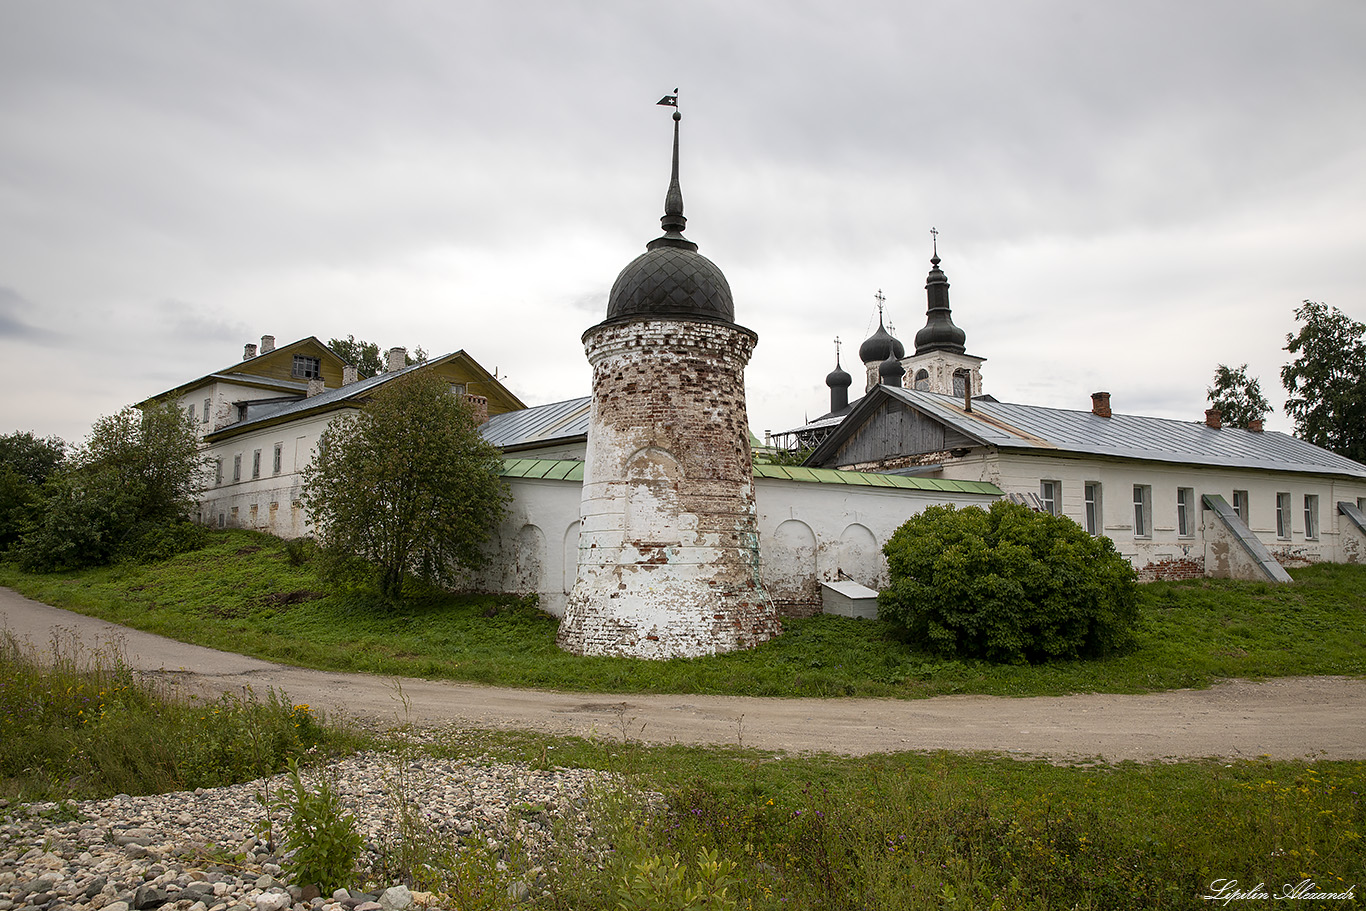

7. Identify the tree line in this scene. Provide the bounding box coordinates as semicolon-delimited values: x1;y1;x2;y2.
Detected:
1208;301;1365;463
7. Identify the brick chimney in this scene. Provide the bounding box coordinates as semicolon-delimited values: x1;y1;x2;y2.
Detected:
1091;391;1112;418
1205;408;1222;429
306;377;325;398
244;343;257;360
386;347;407;373
342;364;358;386
261;335;275;354
464;394;489;425
1247;418;1264;433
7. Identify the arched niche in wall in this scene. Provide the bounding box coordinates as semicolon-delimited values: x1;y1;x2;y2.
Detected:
766;519;819;609
514;523;545;595
624;447;684;543
562;520;581;594
838;523;881;588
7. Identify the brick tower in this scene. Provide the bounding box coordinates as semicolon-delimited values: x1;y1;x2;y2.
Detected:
557;107;779;659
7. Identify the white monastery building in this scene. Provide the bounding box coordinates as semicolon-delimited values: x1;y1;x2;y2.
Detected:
143;115;1366;648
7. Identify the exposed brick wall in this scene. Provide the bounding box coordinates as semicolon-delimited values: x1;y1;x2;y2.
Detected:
559;318;780;658
774;600;821;619
1136;556;1205;582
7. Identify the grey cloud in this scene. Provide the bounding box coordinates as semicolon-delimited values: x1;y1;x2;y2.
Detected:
0;286;59;343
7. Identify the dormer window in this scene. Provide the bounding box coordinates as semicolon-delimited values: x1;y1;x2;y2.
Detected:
293;355;321;379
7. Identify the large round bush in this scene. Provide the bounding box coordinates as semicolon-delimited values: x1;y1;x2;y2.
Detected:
879;501;1139;664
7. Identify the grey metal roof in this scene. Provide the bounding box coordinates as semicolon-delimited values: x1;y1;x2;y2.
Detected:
880;386;1366;479
481;396;591;450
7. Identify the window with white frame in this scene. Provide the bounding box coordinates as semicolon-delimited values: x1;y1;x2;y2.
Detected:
214;459;223;486
1276;492;1291;539
232;454;241;483
1177;487;1195;537
1232;490;1249;524
251;449;261;479
292;355;321;379
273;442;283;475
202;398;211;424
187;403;196;422
1133;485;1151;538
1040;480;1060;516
1304;494;1319;540
1084;482;1101;535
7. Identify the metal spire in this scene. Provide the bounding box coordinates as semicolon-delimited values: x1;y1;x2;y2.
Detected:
659;90;686;237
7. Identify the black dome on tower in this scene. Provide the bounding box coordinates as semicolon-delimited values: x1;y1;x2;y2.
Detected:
913;245;967;355
604;110;735;325
825;357;852;390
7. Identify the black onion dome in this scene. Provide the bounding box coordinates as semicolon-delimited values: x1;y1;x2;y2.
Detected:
859;318;905;364
914;252;967;355
602;107;736;326
825;359;852;389
879;349;905;384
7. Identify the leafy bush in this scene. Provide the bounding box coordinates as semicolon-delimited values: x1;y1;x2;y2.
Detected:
879;501;1139;664
14;404;207;571
272;759;363;892
0;431;65;551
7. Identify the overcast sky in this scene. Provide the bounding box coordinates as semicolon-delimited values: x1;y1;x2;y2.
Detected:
3;0;1364;447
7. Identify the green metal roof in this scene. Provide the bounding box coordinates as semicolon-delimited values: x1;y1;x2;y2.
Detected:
500;458;585;482
752;462;1000;494
501;459;999;496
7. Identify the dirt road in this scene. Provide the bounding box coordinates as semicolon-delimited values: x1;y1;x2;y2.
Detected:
4;587;1363;762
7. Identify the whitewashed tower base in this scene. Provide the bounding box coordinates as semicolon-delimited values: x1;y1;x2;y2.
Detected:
558;106;779;659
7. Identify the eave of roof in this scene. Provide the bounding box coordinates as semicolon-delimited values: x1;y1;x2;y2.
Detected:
498;457;1002;495
808;385;1366;480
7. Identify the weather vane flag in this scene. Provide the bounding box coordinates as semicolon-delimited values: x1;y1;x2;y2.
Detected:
657;88;679;107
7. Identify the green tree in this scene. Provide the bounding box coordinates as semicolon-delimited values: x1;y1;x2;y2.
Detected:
1206;363;1271;428
327;336;429;378
301;370;508;603
15;404;207;571
0;431;65;550
878;501;1138;664
1281;301;1366;462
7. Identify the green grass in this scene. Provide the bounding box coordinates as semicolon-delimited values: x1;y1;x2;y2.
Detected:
1;529;1363;698
0;626;365;803
1;590;1361;910
413;728;1366;910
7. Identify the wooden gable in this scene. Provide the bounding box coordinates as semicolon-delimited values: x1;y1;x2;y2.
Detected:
222;337;347;388
827;397;980;468
421;351;525;417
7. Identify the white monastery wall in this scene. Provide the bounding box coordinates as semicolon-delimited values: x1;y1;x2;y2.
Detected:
752;478;998;616
471;473;998;619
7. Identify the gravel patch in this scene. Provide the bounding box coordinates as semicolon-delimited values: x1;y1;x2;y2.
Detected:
0;751;633;911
